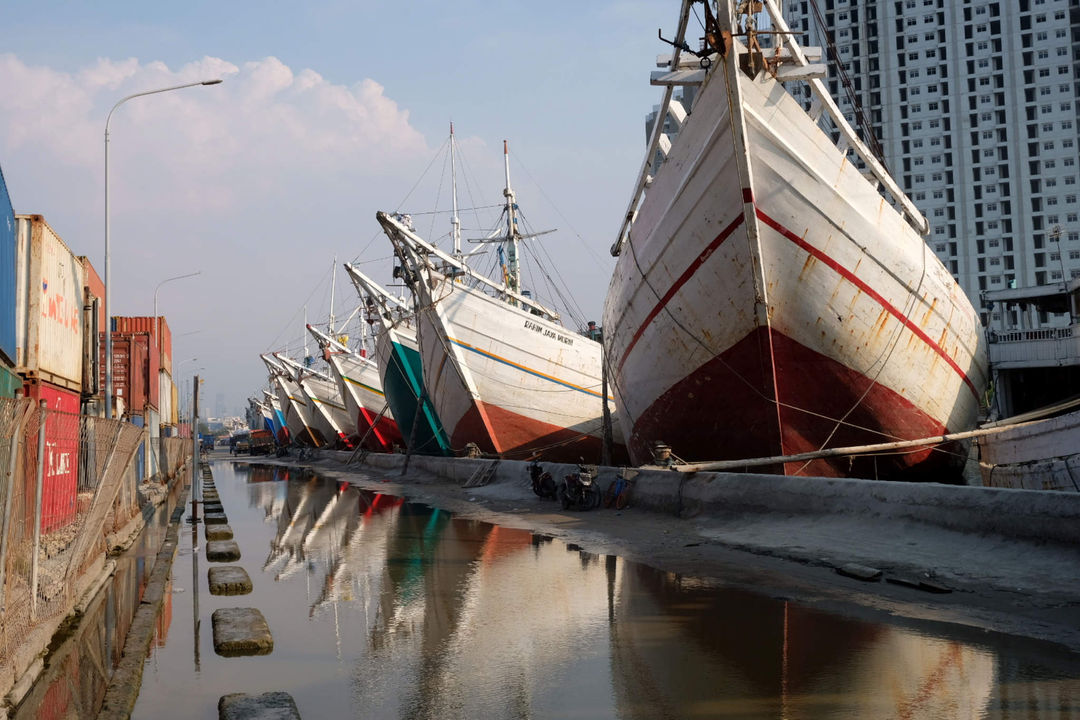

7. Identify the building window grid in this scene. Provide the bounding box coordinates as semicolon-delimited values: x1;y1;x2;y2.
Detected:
785;2;1076;306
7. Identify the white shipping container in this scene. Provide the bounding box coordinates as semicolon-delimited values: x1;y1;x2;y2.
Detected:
158;369;174;427
147;407;161;480
15;215;85;391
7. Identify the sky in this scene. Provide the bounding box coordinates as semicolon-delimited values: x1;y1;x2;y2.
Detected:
1;1;679;417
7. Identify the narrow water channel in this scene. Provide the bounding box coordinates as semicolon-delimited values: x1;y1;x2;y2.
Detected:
10;471;187;720
126;461;1080;719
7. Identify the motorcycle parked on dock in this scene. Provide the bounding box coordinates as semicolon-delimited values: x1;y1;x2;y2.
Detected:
528;458;558;499
558;461;602;510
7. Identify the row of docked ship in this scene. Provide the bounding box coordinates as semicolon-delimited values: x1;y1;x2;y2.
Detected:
252;128;625;464
253;0;989;480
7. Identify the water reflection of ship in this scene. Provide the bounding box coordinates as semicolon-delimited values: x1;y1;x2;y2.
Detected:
348;507;496;716
311;491;403;617
359;524;614;718
264;477;337;581
608;564;996;719
246;465;293;523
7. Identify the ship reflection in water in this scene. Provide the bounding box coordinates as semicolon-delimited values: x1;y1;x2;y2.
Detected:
129;462;1080;720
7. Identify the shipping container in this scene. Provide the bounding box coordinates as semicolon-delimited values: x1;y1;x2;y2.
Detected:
79;257;104;398
170;381;178;425
79;257;105;328
158;369;174;427
14;215;84;391
155;316;171;375
103;334;152;415
132;413;146;481
81;287;100;397
0;361;20;399
22;380;80;532
0;164;15;367
147;407;160;479
112;316;171;375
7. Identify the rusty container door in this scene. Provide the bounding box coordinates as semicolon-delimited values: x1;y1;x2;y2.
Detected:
104;335;133;413
23;379;81;532
130;334;150;413
14;215;84;391
80;256;104;399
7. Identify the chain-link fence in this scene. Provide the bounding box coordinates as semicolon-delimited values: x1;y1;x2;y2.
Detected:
0;397;191;670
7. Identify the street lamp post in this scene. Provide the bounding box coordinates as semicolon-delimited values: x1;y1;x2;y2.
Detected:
154;271;201;342
104;79;222;420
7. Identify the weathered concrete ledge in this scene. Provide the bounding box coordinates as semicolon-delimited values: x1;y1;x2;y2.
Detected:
209;566;253;595
205;524;234;541
205;512;229;525
212;608;273;657
204;502;225;514
207;540;241;562
219;691;300;720
330;451;1080;545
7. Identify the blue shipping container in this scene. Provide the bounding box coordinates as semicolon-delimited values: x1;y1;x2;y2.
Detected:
0;163;15;367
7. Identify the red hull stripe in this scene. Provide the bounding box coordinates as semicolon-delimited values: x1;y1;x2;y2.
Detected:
756;209;978;398
617;213;747;372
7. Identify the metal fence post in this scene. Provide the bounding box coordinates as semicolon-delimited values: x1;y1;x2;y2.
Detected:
190;374;199;524
0;401;32;615
30;399;47;622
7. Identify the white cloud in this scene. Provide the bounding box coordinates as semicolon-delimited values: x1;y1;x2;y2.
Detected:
0;52;438;413
0;52;429;213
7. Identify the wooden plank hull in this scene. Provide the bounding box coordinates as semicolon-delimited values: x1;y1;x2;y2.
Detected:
373;324;451;456
412;271;626;463
603;47;988;478
326;349;402;452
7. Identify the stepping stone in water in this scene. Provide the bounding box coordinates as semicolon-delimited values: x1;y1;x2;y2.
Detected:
207;540;241;562
835;563;882;581
205;512;229;525
209;566;253;595
212;608;273;657
219;692;300;720
205;524;234;541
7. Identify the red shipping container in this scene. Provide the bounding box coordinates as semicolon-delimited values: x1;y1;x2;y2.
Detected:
100;333;157;414
22;380;80;532
112;316;172;378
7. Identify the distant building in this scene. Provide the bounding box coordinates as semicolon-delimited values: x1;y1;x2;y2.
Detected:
982;276;1080;416
781;0;1080;332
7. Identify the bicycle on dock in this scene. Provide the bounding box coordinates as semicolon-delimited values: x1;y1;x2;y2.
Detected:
604;471;635;510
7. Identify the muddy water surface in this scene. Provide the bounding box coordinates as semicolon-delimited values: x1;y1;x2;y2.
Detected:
127;461;1080;719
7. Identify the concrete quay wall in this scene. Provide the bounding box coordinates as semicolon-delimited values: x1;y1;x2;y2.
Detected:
346;452;1080;546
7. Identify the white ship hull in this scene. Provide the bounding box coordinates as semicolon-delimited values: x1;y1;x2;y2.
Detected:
324;349;402;451
411;270;625;462
604;19;987;477
297;372;354;449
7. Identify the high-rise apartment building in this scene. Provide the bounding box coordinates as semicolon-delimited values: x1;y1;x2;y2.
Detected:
780;0;1079;330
